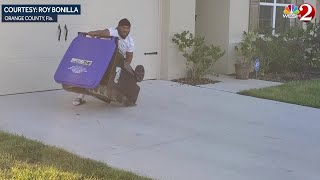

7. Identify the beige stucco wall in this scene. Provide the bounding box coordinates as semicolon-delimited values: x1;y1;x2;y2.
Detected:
195;0;231;74
196;0;320;75
162;0;318;79
227;0;250;74
196;0;250;75
160;0;196;80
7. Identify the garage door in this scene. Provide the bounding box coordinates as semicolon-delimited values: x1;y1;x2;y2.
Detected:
0;0;81;95
81;0;161;80
0;22;68;95
0;0;160;95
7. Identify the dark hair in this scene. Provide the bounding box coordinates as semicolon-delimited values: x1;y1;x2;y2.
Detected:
118;18;131;27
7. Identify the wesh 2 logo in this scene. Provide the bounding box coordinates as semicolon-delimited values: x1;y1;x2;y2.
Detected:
283;3;316;22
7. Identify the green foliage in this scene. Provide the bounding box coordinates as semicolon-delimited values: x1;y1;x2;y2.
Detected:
255;32;294;74
172;31;225;80
0;131;151;180
254;20;320;74
302;21;320;70
234;31;259;65
0;154;90;180
239;79;320;109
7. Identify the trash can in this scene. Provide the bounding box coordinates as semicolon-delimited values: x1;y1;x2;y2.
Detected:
54;32;144;106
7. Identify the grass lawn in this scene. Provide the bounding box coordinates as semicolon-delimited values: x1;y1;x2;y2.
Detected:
0;131;151;180
239;79;320;109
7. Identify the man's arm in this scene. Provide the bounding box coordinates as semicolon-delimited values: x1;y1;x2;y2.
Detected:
126;38;134;64
125;52;133;64
87;29;111;38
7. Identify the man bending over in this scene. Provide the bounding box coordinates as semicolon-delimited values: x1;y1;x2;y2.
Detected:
73;18;134;106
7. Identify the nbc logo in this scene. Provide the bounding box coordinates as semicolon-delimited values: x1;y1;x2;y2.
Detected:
283;3;316;22
283;4;299;18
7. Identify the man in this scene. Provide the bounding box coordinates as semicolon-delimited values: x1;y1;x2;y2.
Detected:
73;18;135;106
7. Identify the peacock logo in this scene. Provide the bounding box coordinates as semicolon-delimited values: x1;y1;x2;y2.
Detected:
283;4;300;18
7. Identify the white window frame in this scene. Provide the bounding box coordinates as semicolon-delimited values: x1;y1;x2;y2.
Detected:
259;0;294;35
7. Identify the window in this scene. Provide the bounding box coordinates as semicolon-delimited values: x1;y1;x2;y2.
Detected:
258;0;299;35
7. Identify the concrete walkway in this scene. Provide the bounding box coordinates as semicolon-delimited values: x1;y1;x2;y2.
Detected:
0;80;319;180
202;75;283;93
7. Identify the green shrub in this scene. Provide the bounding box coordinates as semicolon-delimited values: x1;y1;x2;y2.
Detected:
172;31;225;80
254;20;320;74
255;34;286;74
302;21;320;70
234;31;259;66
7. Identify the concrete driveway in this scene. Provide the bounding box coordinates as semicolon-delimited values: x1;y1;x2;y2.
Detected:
1;79;320;180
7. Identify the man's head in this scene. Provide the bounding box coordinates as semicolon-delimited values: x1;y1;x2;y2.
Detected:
117;18;131;39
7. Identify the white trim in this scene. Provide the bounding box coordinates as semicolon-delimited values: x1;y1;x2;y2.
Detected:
156;0;162;79
260;3;288;7
273;5;277;34
259;0;293;35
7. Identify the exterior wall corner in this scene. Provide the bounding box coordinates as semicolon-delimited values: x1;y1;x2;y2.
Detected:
160;0;196;80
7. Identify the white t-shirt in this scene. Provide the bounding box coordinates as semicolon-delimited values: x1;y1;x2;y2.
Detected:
108;27;134;58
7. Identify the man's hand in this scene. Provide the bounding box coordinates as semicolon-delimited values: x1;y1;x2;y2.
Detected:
87;31;97;38
87;31;96;37
86;30;110;38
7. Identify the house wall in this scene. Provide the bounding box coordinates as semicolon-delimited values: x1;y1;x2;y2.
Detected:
227;0;250;74
195;0;250;75
0;0;196;95
160;0;196;80
195;0;319;75
195;0;231;74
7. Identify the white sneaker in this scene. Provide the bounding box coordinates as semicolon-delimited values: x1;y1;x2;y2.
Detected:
73;98;86;106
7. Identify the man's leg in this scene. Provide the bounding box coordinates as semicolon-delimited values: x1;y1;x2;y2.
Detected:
73;94;86;106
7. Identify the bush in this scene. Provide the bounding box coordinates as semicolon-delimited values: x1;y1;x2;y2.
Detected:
172;31;225;80
254;20;320;74
302;21;320;70
255;32;300;73
255;34;286;74
235;31;259;66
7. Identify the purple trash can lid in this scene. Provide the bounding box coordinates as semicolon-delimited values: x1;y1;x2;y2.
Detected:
54;33;117;89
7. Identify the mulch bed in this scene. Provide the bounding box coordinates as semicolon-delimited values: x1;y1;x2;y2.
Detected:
249;71;320;83
172;78;220;86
